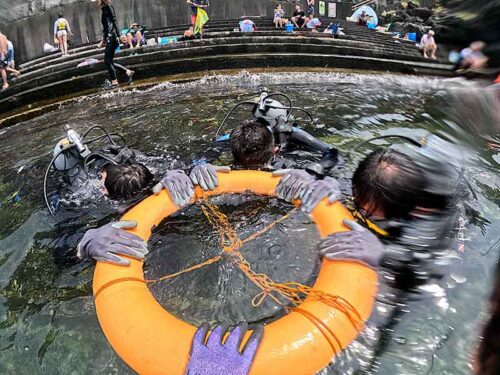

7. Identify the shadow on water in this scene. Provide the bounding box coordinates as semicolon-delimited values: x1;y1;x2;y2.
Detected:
0;71;498;374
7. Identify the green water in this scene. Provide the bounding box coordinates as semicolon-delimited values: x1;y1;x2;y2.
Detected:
0;71;498;374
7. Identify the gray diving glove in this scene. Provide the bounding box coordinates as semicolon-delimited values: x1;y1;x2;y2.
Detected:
189;163;231;191
300;176;340;213
153;170;194;207
318;219;383;270
77;221;148;266
273;169;316;202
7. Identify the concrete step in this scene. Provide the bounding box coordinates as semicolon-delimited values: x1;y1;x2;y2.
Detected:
18;31;433;79
18;19;415;69
2;42;455;102
15;40;432;86
20;27;422;74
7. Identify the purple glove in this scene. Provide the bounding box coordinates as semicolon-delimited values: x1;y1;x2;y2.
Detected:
318;219;383;270
273;169;316;202
300;176;340;213
153;170;194;207
189;163;231;191
185;322;263;375
77;221;148;266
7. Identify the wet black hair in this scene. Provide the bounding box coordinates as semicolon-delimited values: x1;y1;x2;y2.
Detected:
103;163;153;199
352;148;426;219
230;118;274;168
58;13;64;18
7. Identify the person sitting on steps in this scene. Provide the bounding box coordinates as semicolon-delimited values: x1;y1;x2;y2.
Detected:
273;4;287;28
291;5;307;28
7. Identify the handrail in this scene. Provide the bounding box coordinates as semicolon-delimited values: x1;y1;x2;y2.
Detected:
352;0;378;11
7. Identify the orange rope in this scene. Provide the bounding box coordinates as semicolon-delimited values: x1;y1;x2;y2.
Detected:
145;195;363;344
145;255;223;284
292;307;342;353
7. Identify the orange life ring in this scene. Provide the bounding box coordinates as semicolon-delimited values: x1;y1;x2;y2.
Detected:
93;170;378;375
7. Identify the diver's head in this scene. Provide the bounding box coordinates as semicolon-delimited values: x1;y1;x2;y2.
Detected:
101;163;153;199
230;118;275;168
352;149;426;219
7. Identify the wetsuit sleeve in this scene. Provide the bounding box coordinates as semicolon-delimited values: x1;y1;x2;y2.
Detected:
110;6;121;40
101;8;106;41
289;128;339;173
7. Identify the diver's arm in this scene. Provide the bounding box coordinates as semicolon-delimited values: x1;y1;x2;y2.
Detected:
110;6;121;40
289;127;331;153
288;128;338;176
100;8;106;43
318;219;383;271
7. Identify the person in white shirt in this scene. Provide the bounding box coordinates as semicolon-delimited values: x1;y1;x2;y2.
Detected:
420;30;437;59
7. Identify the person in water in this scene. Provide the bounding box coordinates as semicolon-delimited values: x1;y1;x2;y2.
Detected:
297;136;464;291
96;0;134;90
50;126;153;215
76;116;337;263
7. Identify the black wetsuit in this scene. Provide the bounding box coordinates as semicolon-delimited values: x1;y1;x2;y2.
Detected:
101;4;128;81
272;121;338;175
56;146;137;199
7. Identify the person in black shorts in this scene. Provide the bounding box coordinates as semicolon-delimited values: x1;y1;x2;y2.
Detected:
291;5;307;28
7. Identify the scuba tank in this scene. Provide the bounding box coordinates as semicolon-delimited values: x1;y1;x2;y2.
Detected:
251;92;294;126
45;125;128;214
53;125;91;171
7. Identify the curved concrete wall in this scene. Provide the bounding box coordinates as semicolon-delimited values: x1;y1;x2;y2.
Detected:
1;0;296;62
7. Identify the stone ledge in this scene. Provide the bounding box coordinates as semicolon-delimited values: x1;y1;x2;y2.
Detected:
0;52;454;117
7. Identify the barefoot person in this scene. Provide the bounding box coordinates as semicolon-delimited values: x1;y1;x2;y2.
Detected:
291;5;307;28
0;31;8;90
273;4;286;28
53;13;72;56
96;0;134;90
420;30;437;60
5;39;20;77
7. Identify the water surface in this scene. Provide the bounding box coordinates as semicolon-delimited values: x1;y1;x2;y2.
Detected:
0;71;498;374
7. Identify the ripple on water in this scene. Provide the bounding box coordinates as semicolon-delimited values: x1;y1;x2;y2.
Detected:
0;71;497;374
